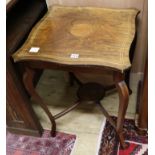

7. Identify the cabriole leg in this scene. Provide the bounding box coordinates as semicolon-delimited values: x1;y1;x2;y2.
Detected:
23;67;56;137
113;72;129;149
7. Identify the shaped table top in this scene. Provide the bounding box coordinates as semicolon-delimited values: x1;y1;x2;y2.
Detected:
12;5;139;72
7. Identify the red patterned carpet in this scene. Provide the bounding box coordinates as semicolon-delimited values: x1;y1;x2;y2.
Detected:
98;117;148;155
6;130;76;155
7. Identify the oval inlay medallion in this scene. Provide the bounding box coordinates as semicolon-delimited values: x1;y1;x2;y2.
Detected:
70;23;93;37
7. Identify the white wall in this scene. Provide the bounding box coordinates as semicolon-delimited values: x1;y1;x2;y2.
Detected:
6;0;11;4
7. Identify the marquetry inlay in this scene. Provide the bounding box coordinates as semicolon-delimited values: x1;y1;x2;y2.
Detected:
70;23;93;38
12;5;139;72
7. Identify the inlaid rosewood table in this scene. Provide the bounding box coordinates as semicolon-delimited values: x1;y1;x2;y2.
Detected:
12;6;139;148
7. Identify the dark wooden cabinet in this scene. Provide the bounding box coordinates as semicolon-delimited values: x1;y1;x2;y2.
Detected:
136;58;148;133
138;61;148;129
6;0;47;136
6;61;43;136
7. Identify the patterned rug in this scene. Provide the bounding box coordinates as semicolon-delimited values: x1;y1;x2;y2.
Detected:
98;117;148;155
6;130;76;155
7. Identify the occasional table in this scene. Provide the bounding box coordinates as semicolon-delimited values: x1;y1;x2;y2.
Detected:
12;5;139;149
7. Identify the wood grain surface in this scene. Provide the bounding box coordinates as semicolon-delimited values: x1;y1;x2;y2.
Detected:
12;5;139;72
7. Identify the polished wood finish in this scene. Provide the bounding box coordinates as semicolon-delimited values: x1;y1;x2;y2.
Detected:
48;0;147;73
13;6;139;72
12;6;137;148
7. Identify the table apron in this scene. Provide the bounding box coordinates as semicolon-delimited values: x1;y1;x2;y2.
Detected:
20;60;127;74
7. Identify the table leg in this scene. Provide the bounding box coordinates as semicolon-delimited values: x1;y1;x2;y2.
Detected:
23;67;56;137
113;72;129;149
97;101;116;129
